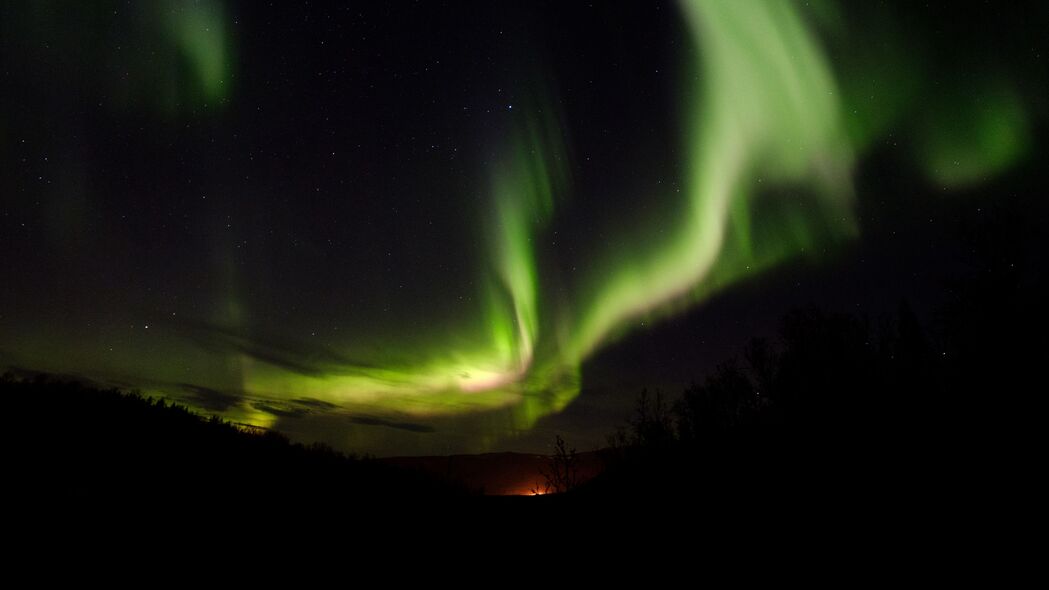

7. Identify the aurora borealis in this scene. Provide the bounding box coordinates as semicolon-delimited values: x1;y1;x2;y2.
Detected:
2;1;1045;456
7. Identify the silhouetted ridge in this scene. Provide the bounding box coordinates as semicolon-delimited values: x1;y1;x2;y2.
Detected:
3;375;467;507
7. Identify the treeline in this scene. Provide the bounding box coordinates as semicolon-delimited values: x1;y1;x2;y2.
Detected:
3;375;467;506
571;185;1045;503
577;272;1041;505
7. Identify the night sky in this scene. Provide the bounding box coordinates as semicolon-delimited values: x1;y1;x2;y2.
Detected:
2;1;1046;456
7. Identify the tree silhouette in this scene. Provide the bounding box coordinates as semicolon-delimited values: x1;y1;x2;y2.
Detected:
628;388;674;449
537;434;579;494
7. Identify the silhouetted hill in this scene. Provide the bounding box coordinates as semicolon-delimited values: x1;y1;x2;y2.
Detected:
3;374;467;509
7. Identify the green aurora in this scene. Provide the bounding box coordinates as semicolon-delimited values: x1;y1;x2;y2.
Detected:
199;0;1037;440
1;0;1041;454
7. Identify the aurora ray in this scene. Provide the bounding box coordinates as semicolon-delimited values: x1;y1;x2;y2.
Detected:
226;0;859;434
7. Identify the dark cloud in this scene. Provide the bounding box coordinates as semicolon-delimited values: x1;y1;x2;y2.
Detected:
104;379;138;389
247;397;349;419
2;366;99;388
251;401;311;419
349;415;435;434
179;383;242;413
169;318;381;378
291;397;339;410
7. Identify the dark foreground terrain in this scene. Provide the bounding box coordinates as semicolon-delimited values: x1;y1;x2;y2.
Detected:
3;375;471;509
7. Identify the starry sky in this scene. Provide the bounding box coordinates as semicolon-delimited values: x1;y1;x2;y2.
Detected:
2;1;1046;456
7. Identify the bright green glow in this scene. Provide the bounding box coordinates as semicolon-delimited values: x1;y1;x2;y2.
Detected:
567;0;855;360
8;1;1037;455
917;83;1029;187
219;0;857;445
237;115;578;431
165;0;231;102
